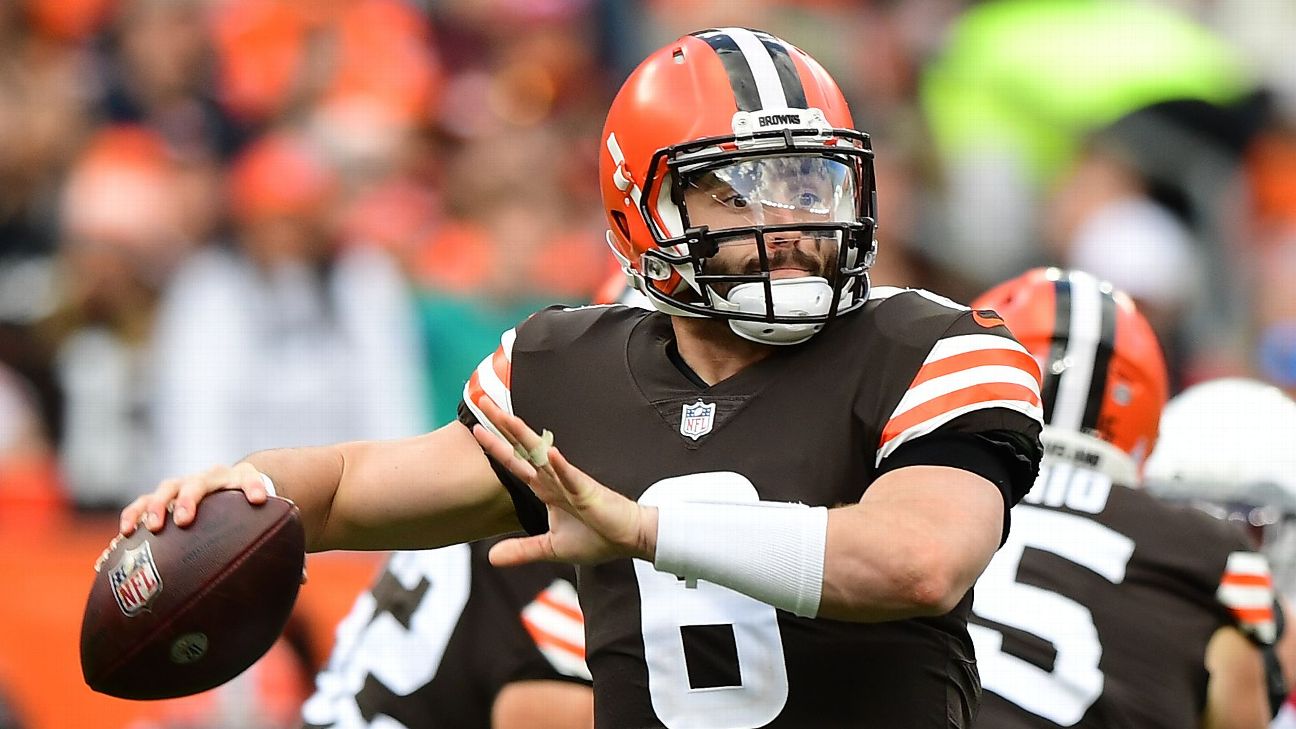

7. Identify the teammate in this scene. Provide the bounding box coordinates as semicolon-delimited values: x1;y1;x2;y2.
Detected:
968;268;1281;729
299;540;590;729
119;29;1043;727
1140;377;1296;727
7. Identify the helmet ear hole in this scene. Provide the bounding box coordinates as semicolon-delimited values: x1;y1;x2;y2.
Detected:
610;210;632;241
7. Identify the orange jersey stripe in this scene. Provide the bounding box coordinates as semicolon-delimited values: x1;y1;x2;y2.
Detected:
881;383;1041;445
522;617;586;659
909;349;1042;390
466;371;492;411
491;346;511;389
1222;572;1274;589
1231;606;1275;624
537;592;583;623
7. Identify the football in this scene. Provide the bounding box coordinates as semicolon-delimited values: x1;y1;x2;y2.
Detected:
80;491;306;700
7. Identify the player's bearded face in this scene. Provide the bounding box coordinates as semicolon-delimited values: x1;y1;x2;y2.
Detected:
681;155;853;293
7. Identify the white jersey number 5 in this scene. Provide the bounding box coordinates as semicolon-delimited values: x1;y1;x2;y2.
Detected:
633;472;789;729
970;504;1135;726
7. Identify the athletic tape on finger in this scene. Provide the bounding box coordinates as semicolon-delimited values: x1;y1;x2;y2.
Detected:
528;430;554;467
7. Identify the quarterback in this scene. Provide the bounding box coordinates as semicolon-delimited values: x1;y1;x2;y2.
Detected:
121;29;1042;728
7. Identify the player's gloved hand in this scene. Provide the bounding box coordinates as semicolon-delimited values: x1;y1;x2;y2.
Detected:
471;397;658;568
118;462;272;536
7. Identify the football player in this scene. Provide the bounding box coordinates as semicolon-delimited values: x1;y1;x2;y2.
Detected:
1140;377;1296;727
298;541;590;729
120;29;1043;727
969;269;1282;729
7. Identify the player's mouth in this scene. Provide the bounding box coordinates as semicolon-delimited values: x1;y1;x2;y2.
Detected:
746;248;822;278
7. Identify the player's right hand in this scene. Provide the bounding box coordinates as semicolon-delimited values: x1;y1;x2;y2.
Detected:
119;462;271;536
471;397;654;567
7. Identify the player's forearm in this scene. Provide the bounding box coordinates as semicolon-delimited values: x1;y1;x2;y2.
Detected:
1202;626;1270;729
643;467;1001;623
1276;597;1296;691
817;467;1003;622
817;504;986;621
246;423;521;553
645;500;976;622
240;444;346;552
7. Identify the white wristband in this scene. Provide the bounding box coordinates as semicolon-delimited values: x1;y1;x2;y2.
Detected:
653;500;828;618
258;472;278;498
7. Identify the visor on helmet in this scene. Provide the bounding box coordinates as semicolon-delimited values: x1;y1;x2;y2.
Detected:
679;155;858;239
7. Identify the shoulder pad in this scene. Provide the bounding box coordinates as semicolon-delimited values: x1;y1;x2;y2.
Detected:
516;304;651;354
861;287;970;342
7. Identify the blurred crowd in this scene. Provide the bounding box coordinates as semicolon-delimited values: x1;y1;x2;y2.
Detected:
0;0;1294;727
1;0;1294;505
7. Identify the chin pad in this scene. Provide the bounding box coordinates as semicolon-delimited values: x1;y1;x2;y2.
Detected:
719;277;834;345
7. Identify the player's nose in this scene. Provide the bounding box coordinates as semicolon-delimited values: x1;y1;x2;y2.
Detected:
762;228;810;249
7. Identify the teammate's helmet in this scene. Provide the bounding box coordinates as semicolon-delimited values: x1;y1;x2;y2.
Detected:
600;28;877;345
971;268;1169;484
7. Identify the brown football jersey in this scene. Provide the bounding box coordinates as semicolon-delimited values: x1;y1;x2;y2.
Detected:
971;460;1278;729
460;288;1043;728
300;540;588;729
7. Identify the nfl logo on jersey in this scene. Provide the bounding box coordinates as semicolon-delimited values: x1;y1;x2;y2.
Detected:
680;399;716;441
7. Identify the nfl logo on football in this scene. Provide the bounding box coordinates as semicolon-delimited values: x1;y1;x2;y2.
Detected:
680;399;716;441
109;542;164;617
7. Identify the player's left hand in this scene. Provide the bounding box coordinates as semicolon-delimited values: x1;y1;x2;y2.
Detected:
472;398;657;567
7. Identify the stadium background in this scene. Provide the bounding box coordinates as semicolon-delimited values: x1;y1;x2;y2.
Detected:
0;0;1294;727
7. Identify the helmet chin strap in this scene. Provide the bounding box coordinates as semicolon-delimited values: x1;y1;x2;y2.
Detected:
712;276;841;346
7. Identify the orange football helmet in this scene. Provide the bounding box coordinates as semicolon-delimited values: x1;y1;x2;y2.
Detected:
972;268;1169;482
600;28;877;344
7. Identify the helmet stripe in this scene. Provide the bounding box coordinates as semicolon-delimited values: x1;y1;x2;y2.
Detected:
694;28;791;111
1050;270;1106;433
720;28;789;109
1080;286;1118;432
693;31;762;111
1040;278;1068;424
752;32;808;109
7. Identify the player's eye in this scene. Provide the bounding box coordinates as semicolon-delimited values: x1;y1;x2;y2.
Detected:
796;191;823;208
715;193;749;209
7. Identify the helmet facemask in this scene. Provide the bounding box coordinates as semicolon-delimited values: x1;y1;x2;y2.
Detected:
635;127;877;345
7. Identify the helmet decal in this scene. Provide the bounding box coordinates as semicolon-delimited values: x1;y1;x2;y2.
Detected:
692;28;808;111
1040;269;1119;435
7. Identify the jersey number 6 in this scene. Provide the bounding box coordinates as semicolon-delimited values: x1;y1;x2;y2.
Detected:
633;472;790;729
